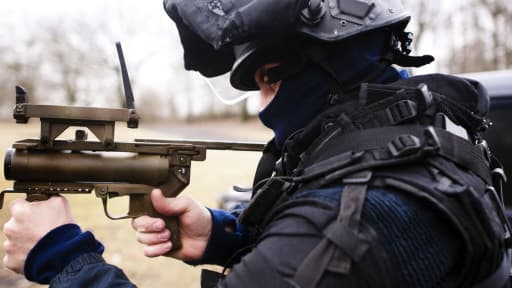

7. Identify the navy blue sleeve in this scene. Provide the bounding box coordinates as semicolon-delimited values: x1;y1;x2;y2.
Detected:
187;208;250;266
24;224;104;284
25;224;135;287
24;209;249;286
50;253;135;288
24;223;135;287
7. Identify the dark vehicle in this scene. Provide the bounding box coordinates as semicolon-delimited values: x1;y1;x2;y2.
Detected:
463;70;512;206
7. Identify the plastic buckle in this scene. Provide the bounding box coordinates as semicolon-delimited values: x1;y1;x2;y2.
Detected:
423;126;441;154
388;134;421;157
418;83;433;108
385;100;418;125
476;139;491;163
492;167;507;192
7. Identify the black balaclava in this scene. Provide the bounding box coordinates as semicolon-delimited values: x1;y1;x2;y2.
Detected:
258;29;403;149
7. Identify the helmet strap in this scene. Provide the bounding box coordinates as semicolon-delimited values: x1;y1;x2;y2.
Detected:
389;30;435;67
300;44;348;102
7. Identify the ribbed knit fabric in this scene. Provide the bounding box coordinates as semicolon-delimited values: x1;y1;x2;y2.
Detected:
293;186;461;287
363;189;460;287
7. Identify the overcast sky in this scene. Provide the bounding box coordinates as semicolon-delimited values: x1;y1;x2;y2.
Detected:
0;1;264;115
0;1;201;112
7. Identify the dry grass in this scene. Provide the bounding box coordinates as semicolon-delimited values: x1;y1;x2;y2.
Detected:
0;119;272;288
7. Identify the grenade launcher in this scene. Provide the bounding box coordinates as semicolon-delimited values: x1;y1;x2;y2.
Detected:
0;43;264;252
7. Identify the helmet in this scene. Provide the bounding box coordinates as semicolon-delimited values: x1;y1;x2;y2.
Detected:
165;0;413;91
231;0;411;90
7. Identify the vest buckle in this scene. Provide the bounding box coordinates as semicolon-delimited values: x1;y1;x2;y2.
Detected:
385;100;418;125
388;134;421;157
423;126;441;154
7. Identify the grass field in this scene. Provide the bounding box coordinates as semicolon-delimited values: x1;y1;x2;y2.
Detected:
0;118;272;288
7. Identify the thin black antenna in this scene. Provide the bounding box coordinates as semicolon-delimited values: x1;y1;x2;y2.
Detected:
116;42;135;109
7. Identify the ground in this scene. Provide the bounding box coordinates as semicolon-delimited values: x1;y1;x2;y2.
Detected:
0;118;272;288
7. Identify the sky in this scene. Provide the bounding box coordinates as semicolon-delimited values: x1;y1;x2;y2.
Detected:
0;0;266;117
0;1;228;116
1;1;169;43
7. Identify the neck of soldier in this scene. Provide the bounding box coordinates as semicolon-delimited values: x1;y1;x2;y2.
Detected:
259;60;402;151
258;29;404;150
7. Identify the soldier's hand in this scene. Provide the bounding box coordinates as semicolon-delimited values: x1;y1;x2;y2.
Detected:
3;196;75;274
131;189;211;261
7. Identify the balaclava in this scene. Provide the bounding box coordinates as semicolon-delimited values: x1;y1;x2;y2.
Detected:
259;29;404;148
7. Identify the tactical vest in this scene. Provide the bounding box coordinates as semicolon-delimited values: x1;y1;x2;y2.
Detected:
235;74;511;287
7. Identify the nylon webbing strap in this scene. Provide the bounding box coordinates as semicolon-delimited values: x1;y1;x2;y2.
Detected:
436;129;491;184
293;171;371;287
301;45;346;100
297;125;491;185
252;139;280;194
293;237;336;287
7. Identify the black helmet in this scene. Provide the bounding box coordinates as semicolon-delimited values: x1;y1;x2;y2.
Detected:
165;0;419;91
231;0;412;90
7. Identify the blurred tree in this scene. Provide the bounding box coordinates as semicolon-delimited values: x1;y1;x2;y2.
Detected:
403;0;442;53
476;0;512;69
0;35;42;116
42;21;88;105
240;98;250;122
0;46;12;116
39;17;140;107
405;0;511;73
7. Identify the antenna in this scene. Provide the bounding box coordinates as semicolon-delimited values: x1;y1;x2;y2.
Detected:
116;42;135;110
